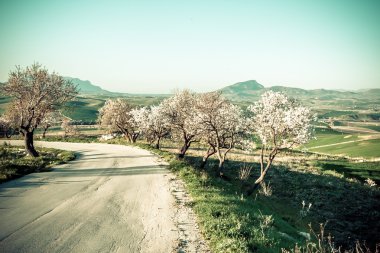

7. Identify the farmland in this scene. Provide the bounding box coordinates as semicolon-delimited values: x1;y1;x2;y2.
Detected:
305;127;380;159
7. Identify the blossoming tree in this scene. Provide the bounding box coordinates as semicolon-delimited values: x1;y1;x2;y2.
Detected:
40;111;63;138
98;98;139;142
0;116;12;138
160;90;201;158
246;91;315;195
131;105;170;149
3;63;77;157
195;92;246;176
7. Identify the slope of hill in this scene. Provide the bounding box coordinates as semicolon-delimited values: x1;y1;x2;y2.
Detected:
64;77;113;95
219;80;265;100
221;80;264;94
219;80;361;101
359;88;380;99
219;80;380;122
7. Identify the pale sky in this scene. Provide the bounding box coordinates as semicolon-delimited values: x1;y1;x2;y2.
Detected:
1;0;379;93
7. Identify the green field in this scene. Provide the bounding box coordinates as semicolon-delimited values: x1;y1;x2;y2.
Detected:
329;121;380;132
358;125;380;132
304;128;380;158
306;128;358;146
0;94;167;122
64;95;166;121
62;97;105;121
0;96;12;114
318;110;356;119
310;138;380;158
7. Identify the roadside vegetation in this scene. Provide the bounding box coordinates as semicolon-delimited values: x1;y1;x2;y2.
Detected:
0;143;75;183
122;141;380;252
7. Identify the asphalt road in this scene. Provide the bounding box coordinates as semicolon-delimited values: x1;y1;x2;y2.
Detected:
0;141;177;253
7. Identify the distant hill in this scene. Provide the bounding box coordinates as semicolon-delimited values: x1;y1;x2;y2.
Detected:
219;80;365;102
359;88;380;99
64;77;113;95
1;77;113;96
221;80;264;93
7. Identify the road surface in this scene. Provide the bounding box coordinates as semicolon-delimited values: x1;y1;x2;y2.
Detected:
0;141;178;253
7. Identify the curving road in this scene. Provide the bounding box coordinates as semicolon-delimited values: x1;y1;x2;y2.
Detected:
0;141;177;253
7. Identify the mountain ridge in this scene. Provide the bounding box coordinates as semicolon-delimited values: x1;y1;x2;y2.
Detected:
2;77;378;99
63;77;113;95
218;80;367;101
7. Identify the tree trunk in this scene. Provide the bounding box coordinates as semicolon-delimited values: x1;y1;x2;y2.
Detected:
178;140;191;158
217;159;225;176
5;128;14;138
155;137;161;149
24;131;39;157
42;126;49;138
200;156;209;168
131;133;139;143
246;182;261;196
124;133;132;142
246;154;275;196
200;146;216;168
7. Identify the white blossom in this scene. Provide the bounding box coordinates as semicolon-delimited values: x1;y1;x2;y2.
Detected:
195;92;247;173
248;91;315;149
131;104;170;148
245;91;315;195
160;90;201;157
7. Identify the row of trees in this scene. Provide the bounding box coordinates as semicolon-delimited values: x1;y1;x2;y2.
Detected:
1;63;314;192
98;90;315;190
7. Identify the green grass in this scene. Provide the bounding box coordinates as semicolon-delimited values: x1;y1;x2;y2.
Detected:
310;139;380;158
133;141;380;252
367;113;380;120
359;125;380;132
58;95;166;121
319;110;356;119
315;160;380;184
306;128;359;147
41;135;99;143
62;96;105;121
0;143;76;183
0;94;166;122
5;133;99;143
34;126;100;135
304;128;380;158
331;122;380;132
0;96;12;114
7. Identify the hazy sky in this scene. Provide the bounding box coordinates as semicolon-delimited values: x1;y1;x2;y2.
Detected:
1;0;379;93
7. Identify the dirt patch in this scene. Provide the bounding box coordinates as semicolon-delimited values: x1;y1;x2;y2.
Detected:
169;176;210;253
